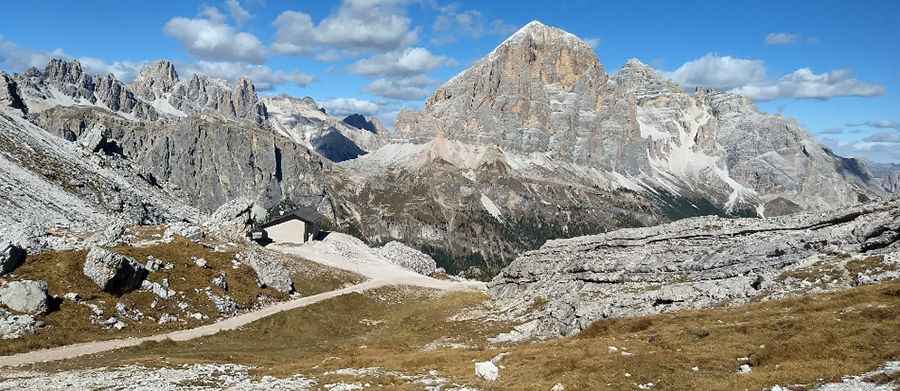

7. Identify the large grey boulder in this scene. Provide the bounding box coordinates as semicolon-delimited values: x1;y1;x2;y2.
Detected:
237;251;293;294
377;241;438;275
0;308;41;339
0;280;49;314
83;247;148;294
0;241;26;275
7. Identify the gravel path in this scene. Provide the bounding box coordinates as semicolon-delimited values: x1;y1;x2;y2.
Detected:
0;241;484;368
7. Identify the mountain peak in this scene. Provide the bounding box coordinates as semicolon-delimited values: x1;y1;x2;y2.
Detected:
501;20;589;51
131;60;180;100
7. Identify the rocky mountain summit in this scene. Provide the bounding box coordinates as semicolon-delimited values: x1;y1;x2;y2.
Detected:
395;21;887;217
490;198;900;339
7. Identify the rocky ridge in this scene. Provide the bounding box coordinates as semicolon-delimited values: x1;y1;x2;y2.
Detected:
489;198;900;338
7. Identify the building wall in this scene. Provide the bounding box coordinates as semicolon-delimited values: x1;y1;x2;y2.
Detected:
265;219;307;244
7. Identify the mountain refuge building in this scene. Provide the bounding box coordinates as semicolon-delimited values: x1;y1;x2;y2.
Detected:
251;207;324;245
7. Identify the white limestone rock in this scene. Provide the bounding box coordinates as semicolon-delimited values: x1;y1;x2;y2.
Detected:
0;280;49;314
83;247;148;294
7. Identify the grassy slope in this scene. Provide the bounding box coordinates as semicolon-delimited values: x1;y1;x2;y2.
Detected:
32;280;900;390
0;238;361;356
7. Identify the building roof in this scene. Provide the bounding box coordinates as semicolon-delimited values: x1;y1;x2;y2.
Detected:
259;207;324;228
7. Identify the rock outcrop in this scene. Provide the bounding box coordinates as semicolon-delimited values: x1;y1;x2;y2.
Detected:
264;95;382;162
0;72;27;113
13;59;158;120
377;241;438;275
0;280;49;314
0;241;26;275
0;308;40;339
237;251;294;293
83;247;148;294
490;199;900;337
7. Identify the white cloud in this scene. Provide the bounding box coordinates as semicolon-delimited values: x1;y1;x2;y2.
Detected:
668;54;885;101
0;36;59;71
181;61;313;91
731;68;885;101
0;36;148;82
164;7;266;64
668;53;766;89
765;32;800;45
348;47;453;77
272;0;418;58
430;4;515;45
846;120;900;130
765;32;818;45
78;57;147;82
321;97;380;116
820;133;900;163
818;127;845;135
365;75;433;100
226;0;251;25
585;38;601;48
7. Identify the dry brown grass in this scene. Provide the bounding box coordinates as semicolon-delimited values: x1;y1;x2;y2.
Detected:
28;280;900;390
0;238;360;355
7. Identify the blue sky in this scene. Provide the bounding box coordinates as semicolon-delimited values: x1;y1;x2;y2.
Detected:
1;0;898;162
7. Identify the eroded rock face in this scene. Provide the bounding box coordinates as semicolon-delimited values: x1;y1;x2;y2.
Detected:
83;247;148;294
490;199;900;337
0;280;49;314
396;21;611;166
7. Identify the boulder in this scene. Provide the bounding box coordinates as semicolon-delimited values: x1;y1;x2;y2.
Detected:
83;247;148;294
0;241;26;275
163;222;203;242
0;308;40;339
0;280;49;314
475;360;499;381
88;221;126;247
238;251;293;293
377;241;438;275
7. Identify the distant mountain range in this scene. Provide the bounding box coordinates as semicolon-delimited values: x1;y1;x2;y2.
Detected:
0;20;895;276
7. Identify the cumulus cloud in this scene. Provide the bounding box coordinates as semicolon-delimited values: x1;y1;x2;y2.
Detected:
164;6;266;63
0;36;148;82
226;0;251;25
668;54;885;101
668;54;766;89
846;120;900;130
348;47;453;77
430;4;516;45
272;0;418;58
181;61;313;91
321;97;380;116
731;68;885;101
0;36;60;71
365;75;433;100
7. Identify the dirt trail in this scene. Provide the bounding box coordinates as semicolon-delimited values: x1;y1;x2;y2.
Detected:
0;243;484;368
